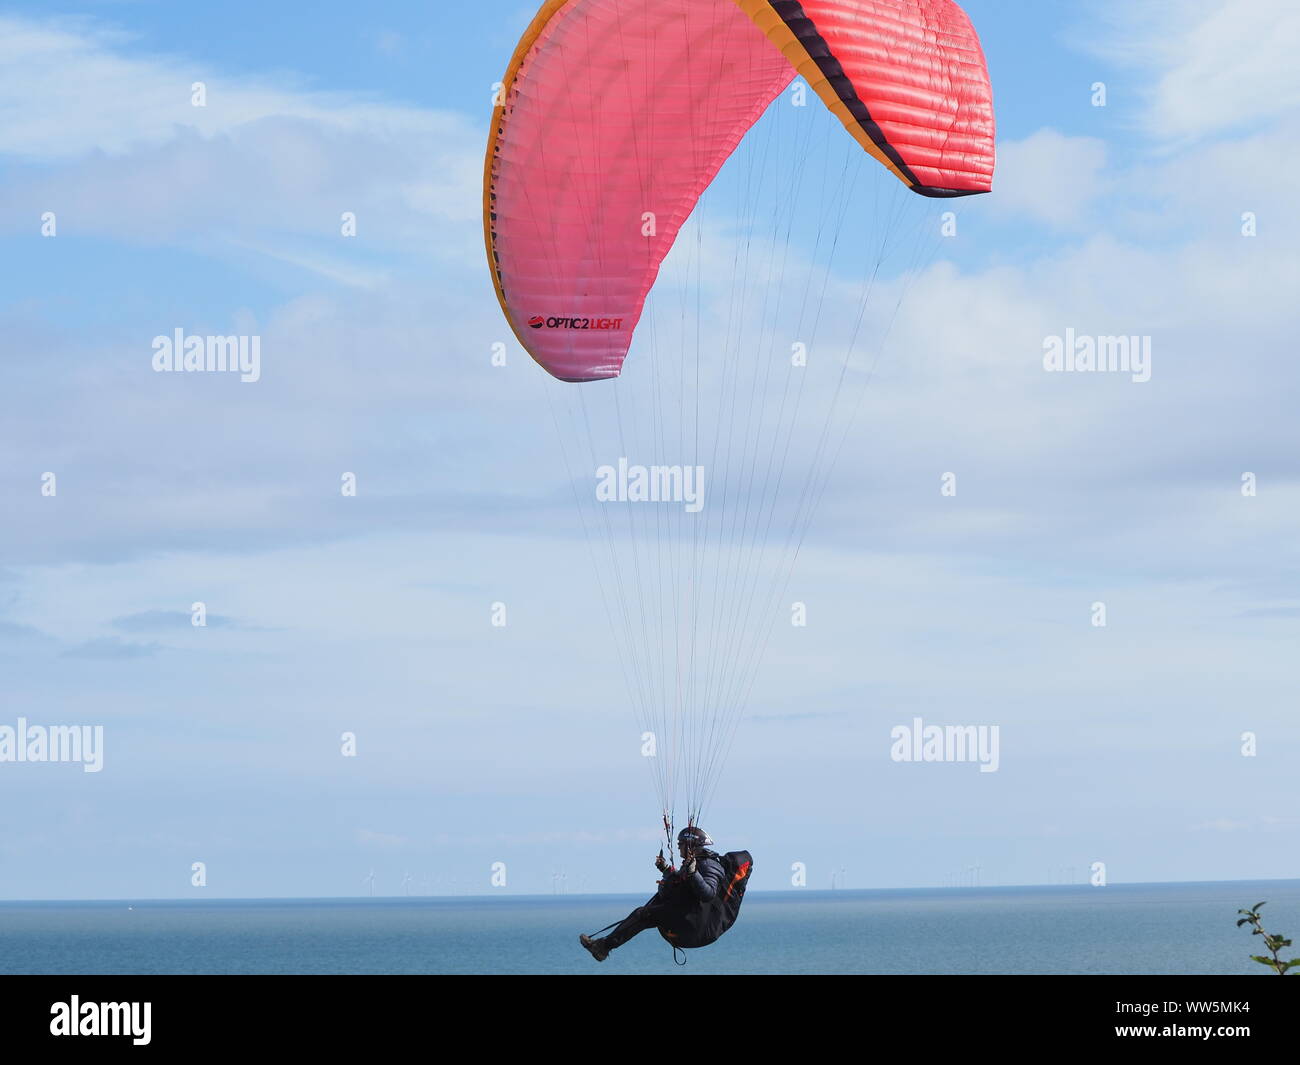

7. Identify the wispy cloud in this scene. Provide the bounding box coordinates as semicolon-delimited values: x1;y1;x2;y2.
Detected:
111;609;257;632
990;129;1109;228
61;636;161;659
1236;605;1300;620
1087;0;1300;145
356;829;409;848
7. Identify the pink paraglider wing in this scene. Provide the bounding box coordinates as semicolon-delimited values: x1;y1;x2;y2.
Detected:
485;0;995;382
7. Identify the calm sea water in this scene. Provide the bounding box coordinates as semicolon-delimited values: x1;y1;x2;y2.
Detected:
2;881;1295;975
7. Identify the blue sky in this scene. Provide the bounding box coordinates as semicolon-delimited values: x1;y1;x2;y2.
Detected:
1;0;1298;900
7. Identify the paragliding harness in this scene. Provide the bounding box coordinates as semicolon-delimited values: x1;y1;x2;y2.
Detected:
656;850;753;960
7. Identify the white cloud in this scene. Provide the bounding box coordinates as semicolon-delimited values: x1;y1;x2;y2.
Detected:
1195;816;1297;832
989;129;1109;228
356;829;409;848
0;15;439;160
1090;0;1300;144
0;15;486;267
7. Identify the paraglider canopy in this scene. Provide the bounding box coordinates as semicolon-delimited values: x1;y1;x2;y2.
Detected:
485;0;995;382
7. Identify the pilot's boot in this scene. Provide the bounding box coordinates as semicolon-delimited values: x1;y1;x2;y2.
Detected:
579;933;610;962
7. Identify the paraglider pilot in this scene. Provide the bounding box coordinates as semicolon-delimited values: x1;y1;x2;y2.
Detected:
580;826;727;961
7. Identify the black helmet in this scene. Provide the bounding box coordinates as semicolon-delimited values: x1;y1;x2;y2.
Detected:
677;826;713;849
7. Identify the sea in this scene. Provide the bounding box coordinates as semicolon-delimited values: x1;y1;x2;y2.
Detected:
2;880;1295;975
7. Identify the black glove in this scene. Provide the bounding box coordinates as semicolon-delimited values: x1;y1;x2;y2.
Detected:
655;852;669;873
681;856;697;877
